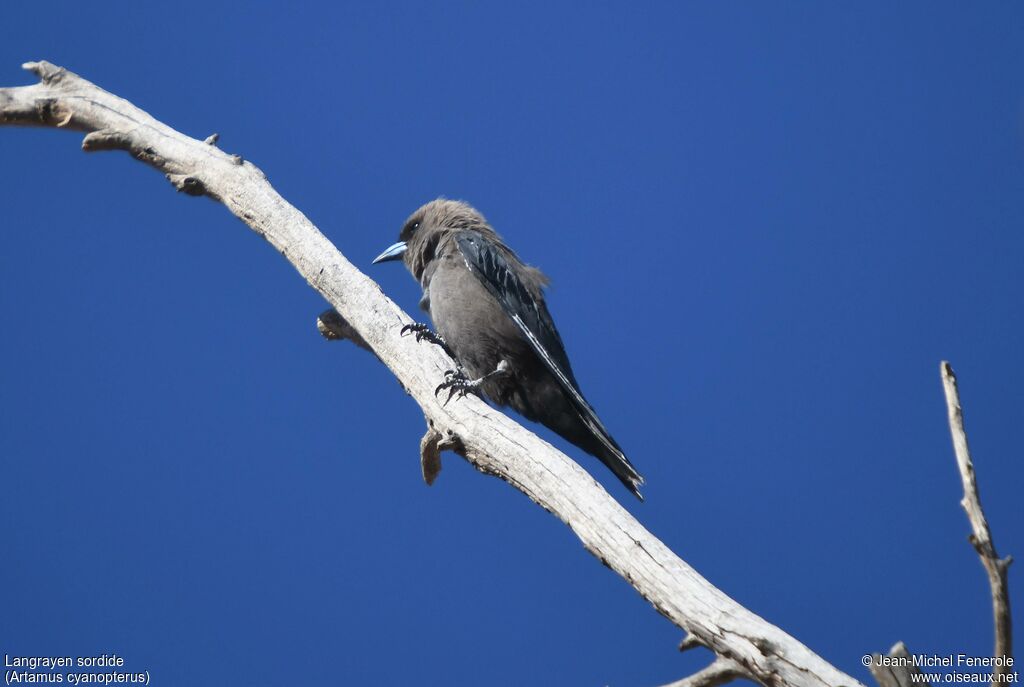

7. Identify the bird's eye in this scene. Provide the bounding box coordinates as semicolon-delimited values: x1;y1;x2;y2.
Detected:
401;220;421;240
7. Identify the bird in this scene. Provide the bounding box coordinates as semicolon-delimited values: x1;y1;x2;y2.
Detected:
372;199;644;500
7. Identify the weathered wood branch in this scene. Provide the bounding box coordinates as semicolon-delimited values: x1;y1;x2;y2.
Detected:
680;633;706;652
0;61;864;687
658;656;751;687
868;643;930;687
940;362;1013;683
863;366;1015;687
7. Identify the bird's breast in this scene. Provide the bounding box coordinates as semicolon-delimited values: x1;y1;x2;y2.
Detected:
426;260;534;381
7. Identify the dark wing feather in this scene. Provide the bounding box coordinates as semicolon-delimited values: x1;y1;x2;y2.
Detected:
454;231;641;486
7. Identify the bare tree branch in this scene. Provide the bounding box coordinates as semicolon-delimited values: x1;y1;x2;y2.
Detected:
1;61;864;687
864;366;1015;687
868;643;930;687
940;362;1013;683
657;657;750;687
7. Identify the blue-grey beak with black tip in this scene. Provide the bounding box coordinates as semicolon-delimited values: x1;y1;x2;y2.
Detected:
372;241;407;264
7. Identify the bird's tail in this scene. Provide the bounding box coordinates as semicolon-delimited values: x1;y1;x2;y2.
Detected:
590;433;645;501
537;393;645;500
556;401;645;501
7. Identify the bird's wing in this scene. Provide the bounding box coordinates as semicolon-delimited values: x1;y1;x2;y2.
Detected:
454;231;637;478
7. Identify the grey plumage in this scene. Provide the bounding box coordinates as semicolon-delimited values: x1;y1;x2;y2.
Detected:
373;199;644;500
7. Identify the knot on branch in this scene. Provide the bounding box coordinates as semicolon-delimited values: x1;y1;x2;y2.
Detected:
317;308;372;353
679;634;704;652
82;129;134;152
33;98;72;127
420;424;464;486
167;173;208;196
23;61;66;85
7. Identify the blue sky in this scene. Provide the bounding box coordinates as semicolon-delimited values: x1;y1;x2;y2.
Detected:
1;2;1021;685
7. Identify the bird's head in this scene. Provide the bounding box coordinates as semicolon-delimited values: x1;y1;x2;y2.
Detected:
373;198;497;282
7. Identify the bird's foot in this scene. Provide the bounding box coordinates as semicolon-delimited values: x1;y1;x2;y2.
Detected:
401;322;453;356
435;369;481;405
434;360;510;406
401;322;443;345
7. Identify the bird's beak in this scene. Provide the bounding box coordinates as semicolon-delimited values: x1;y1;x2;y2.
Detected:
372;241;407;264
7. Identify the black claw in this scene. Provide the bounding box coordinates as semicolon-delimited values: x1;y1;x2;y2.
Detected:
401;322;431;342
435;369;477;406
401;322;454;356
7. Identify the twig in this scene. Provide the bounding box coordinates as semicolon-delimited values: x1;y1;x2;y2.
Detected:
940;362;1013;684
657;657;750;687
317;308;373;352
868;642;930;687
